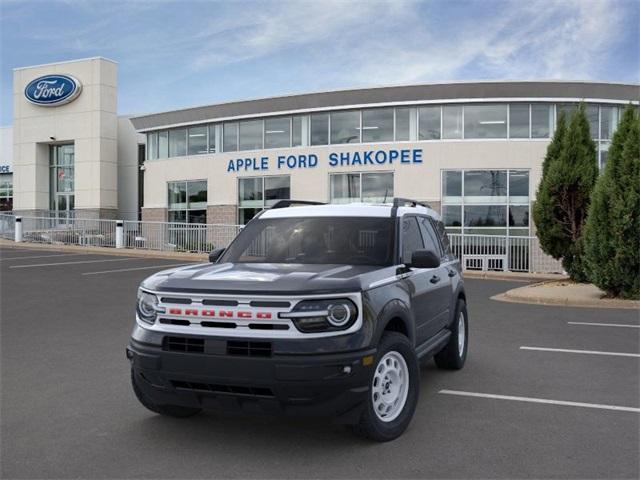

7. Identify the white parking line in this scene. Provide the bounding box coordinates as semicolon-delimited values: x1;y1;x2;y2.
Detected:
10;258;135;269
438;390;640;413
82;263;193;275
568;322;640;329
0;253;88;261
520;346;640;358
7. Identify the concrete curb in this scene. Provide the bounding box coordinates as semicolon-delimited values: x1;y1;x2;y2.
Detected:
462;271;567;282
492;280;640;310
0;238;207;262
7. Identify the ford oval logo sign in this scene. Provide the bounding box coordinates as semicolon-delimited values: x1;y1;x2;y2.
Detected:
24;74;82;106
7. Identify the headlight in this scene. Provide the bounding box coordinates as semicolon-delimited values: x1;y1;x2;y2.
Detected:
280;298;358;333
136;289;162;324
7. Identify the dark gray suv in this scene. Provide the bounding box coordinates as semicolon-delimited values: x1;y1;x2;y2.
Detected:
127;198;468;441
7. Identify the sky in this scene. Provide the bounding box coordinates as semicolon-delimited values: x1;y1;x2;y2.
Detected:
0;0;638;126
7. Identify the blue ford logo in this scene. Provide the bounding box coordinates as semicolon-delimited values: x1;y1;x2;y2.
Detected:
24;74;82;106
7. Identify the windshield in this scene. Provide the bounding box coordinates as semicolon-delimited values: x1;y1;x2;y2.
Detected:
220;217;395;266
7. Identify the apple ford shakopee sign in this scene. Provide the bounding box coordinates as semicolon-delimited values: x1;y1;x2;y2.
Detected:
24;74;82;106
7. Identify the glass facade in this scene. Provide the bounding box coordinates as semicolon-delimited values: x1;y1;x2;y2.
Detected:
362;108;394;143
441;169;530;236
464;104;507;139
143;103;624;171
49;144;75;218
330;110;360;144
238;176;290;224
0;173;12;211
330;172;393;204
419;106;440;140
168;180;207;223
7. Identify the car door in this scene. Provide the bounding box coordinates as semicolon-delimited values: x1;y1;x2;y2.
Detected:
400;216;443;345
418;216;453;333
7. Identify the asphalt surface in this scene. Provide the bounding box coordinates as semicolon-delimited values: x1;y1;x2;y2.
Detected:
1;245;638;479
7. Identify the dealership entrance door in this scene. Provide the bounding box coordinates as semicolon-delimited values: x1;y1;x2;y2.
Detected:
50;144;75;221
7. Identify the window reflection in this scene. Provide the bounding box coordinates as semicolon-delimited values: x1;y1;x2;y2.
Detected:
330;111;360;144
464;104;507;139
362;108;394;143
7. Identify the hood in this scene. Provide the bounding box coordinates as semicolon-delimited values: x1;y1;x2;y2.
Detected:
141;262;393;295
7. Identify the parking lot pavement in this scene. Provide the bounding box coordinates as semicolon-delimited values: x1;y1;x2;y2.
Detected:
1;246;638;479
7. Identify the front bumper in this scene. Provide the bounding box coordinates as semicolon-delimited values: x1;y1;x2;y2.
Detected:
127;335;376;423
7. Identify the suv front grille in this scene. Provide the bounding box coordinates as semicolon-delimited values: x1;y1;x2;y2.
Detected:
163;336;204;353
227;340;272;357
171;380;274;397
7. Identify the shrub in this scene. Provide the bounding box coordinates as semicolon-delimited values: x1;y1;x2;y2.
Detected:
584;106;640;298
533;105;598;281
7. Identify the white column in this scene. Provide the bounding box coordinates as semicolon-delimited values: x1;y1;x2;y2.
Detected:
14;216;23;243
116;220;124;248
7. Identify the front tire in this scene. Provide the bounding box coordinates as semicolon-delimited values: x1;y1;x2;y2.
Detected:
434;298;468;370
352;332;419;442
131;369;202;418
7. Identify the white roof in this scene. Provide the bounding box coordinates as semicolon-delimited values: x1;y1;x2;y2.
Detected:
260;203;441;220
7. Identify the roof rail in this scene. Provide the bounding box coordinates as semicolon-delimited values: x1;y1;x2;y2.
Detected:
269;200;326;209
391;197;432;217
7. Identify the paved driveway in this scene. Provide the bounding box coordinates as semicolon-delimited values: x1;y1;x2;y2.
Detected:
1;245;638;479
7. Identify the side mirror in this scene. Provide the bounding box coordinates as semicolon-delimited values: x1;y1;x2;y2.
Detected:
208;248;225;263
409;249;440;269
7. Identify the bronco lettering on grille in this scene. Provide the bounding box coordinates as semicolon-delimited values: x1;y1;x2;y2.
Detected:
167;308;273;320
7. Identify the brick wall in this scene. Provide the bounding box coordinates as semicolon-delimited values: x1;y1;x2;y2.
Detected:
141;208;167;223
207;205;237;225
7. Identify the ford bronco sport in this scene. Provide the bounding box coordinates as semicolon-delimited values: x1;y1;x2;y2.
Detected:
127;198;468;441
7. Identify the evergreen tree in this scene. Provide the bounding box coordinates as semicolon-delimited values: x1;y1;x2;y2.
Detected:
584;106;640;298
533;104;598;281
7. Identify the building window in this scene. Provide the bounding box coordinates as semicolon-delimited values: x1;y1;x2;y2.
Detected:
585;104;599;140
464;104;507;139
208;124;217;153
168;128;187;157
239;120;263;150
330;172;393;204
441;169;529;236
419;106;441;140
292;116;303;147
238;176;290;224
264;117;291;149
442;105;463;139
362;108;394;143
223;122;239;152
187;126;208;155
531;104;552;138
168;180;207;223
310;113;329;145
0;173;12;211
600;106;619;140
395;107;411;141
158;131;168;159
147;132;158;160
49;144;75;218
509;104;529;139
330;110;360;144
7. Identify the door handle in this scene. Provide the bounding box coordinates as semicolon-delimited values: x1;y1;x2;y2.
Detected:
430;275;440;284
448;269;457;278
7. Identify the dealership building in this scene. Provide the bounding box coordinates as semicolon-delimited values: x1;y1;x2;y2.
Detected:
5;57;639;239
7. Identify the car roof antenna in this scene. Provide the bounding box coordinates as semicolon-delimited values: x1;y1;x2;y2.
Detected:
383;188;389;204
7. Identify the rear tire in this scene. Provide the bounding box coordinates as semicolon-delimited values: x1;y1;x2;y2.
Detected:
131;369;202;418
352;332;419;442
434;299;468;370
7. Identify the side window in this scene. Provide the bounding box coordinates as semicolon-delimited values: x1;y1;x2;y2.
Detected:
418;217;442;256
402;217;424;264
433;219;453;258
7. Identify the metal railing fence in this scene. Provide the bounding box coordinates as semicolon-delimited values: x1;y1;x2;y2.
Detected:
20;216;118;248
448;234;564;274
122;221;241;253
0;213;15;240
1;213;565;274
